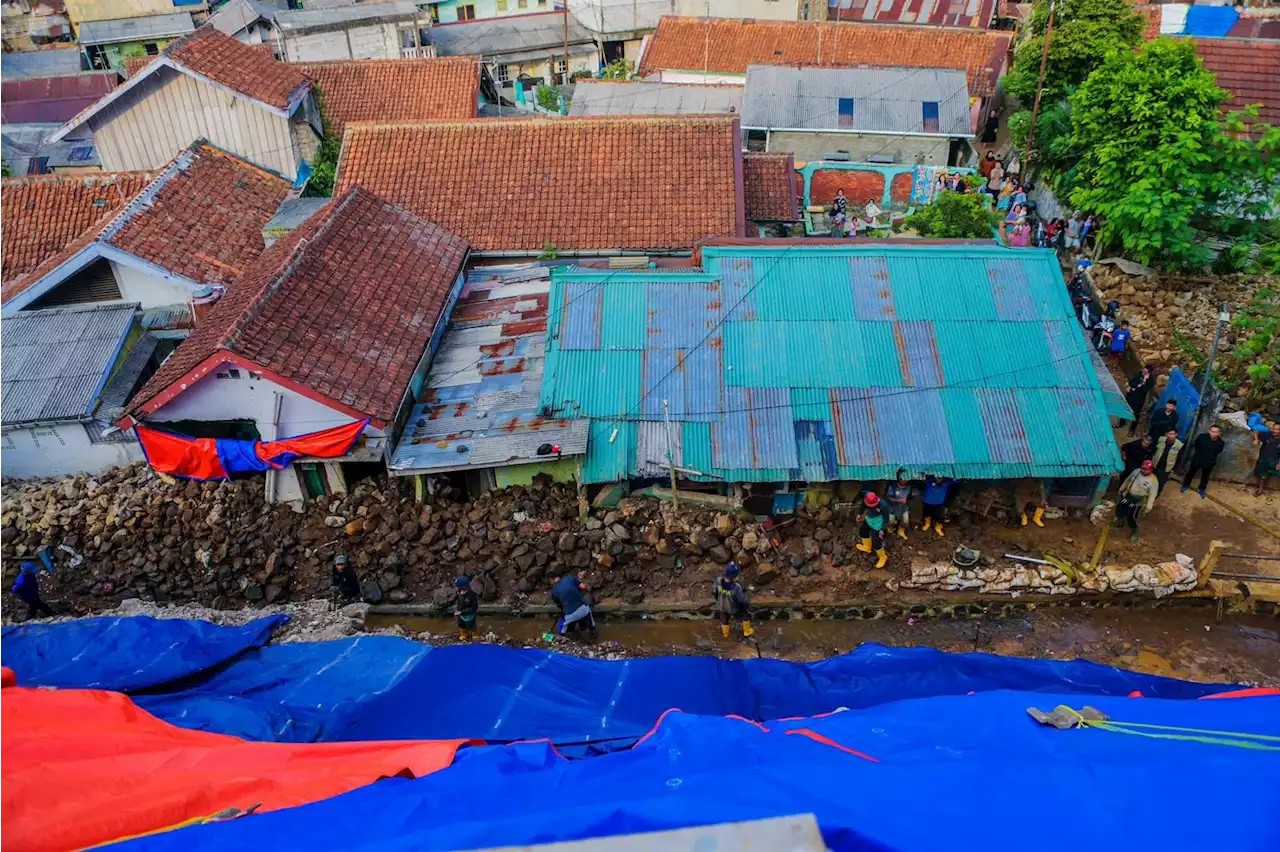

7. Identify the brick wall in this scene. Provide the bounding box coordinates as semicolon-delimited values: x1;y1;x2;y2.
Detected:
810;168;884;207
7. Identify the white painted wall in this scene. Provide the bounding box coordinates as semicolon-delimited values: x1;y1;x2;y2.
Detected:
2;425;143;479
281;22;402;61
146;364;385;440
145;364;388;505
109;260;196;310
90;65;301;179
653;70;745;86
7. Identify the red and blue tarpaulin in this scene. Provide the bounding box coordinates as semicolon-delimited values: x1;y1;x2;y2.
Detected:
136;420;368;480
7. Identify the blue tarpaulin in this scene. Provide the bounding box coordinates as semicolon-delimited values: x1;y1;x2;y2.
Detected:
1183;5;1239;36
1;617;1233;746
108;692;1280;852
0;615;285;692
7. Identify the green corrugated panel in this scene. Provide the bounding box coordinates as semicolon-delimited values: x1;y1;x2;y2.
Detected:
791;388;831;421
786;322;866;387
929;258;998;321
860;322;903;387
681;421;714;477
600;279;648;350
723;322;789;387
883;256;929;321
982;324;1053;388
1018;388;1071;467
543;350;643;418
582;420;636;483
933;321;984;386
750;256;857;322
939;388;991;466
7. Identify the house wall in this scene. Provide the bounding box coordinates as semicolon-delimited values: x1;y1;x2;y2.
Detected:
652;70;746;85
89;64;301;178
495;48;600;96
281;22;404;61
494;457;578;488
767;131;951;167
109;260;196;310
435;0;554;22
90;37;179;71
1;424;143;479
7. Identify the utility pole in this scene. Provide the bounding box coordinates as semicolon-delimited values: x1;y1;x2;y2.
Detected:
562;0;569;87
1024;0;1056;169
663;399;679;510
1188;305;1232;440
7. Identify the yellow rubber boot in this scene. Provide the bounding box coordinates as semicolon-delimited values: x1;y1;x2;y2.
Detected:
458;629;469;642
721;624;731;639
741;621;755;638
1020;512;1028;527
855;537;873;553
922;517;932;532
874;548;888;569
935;523;945;538
1033;507;1045;528
896;524;908;541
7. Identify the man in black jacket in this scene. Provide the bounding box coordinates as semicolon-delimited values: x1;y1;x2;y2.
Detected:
1124;367;1155;436
1180;425;1225;498
331;553;360;605
1147;399;1178;440
1119;434;1155;481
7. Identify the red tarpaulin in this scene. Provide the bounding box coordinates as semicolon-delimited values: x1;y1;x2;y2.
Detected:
136;419;368;480
0;676;468;851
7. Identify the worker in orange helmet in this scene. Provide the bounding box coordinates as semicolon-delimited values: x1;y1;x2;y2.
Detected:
855;492;888;569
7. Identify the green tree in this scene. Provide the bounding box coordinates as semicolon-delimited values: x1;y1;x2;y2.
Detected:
1004;0;1145;105
600;58;634;80
1009;100;1078;185
535;84;562;113
302;87;339;198
1205;108;1280;274
1067;39;1228;268
901;192;998;239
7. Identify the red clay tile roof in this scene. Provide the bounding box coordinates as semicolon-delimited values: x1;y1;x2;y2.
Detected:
636;16;1010;97
1;171;154;283
1192;38;1280;127
122;55;156;78
3;143;290;305
166;27;308;110
127;186;471;425
742;152;799;222
1136;5;1162;41
295;57;480;136
335;116;746;252
123;42;275;79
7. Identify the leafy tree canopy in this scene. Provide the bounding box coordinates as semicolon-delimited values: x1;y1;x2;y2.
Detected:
1004;0;1145;105
901;191;997;239
1067;38;1229;268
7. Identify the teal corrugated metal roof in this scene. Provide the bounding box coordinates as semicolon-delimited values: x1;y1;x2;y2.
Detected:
542;245;1121;484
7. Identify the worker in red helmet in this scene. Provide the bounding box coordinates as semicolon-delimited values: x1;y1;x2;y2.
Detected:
855;491;888;569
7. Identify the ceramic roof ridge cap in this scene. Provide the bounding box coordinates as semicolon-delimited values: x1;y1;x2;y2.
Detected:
0;169;157;189
343;114;738;130
297;55;480;67
658;14;1005;34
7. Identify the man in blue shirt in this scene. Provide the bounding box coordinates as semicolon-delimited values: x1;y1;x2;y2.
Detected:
552;571;596;638
921;475;955;537
1109;320;1132;356
12;562;54;620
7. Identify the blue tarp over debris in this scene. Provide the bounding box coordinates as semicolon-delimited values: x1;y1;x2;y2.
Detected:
1182;5;1239;36
110;691;1280;852
0;615;284;692
0;617;1233;745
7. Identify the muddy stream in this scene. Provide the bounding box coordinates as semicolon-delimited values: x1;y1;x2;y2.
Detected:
368;605;1280;686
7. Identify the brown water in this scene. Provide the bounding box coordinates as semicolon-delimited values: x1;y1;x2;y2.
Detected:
367;606;1280;685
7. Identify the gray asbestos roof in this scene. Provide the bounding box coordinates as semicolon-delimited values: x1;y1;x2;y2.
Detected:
77;11;196;45
275;2;422;33
208;0;286;35
427;12;595;61
1;48;83;80
740;65;972;137
2;302;139;427
568;81;742;117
